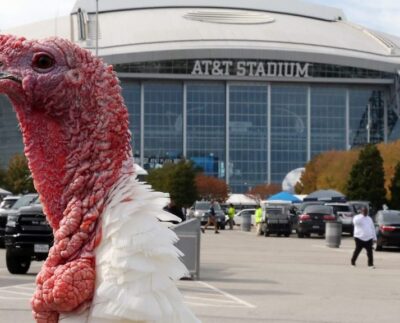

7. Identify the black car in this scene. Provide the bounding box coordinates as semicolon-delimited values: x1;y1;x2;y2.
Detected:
0;193;38;248
4;204;53;274
374;210;400;251
297;205;335;238
263;205;293;237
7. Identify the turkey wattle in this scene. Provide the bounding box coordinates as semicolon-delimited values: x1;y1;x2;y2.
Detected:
0;35;200;323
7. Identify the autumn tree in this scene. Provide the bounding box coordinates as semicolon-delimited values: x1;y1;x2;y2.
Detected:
389;161;400;210
247;183;281;201
346;144;386;212
195;174;229;202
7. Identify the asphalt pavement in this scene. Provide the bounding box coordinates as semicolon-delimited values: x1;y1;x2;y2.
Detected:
0;227;400;323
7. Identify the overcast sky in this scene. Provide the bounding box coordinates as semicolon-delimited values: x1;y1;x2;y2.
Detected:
0;0;399;37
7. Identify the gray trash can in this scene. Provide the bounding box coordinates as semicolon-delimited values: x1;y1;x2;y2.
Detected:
241;213;251;232
325;221;342;248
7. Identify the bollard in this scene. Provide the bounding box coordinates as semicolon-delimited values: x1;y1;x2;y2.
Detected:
241;212;251;232
325;221;342;248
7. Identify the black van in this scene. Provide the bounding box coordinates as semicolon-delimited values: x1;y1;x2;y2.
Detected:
263;205;294;237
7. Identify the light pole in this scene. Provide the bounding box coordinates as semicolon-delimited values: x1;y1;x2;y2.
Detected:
366;103;371;144
95;0;99;56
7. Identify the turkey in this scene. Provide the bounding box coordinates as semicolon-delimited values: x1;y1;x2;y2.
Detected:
0;35;200;323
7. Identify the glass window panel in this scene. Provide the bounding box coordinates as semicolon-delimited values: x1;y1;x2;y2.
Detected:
143;82;183;169
229;84;268;193
0;95;24;168
271;85;307;183
311;87;346;156
121;81;141;159
187;82;225;178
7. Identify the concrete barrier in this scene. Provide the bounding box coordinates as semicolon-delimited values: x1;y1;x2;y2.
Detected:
172;218;201;280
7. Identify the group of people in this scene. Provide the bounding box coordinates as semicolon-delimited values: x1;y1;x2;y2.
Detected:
199;200;377;268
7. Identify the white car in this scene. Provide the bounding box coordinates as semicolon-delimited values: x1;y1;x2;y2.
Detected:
231;208;256;226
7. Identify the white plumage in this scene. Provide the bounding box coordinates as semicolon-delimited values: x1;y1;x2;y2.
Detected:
60;162;200;323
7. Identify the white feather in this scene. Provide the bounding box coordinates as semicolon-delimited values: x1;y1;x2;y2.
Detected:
60;174;200;323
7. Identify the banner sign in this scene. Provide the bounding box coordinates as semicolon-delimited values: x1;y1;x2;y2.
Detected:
191;60;311;78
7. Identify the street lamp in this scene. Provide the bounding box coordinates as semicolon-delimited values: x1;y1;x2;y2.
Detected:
95;0;99;56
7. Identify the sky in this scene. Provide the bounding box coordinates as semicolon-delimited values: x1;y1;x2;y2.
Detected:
0;0;399;37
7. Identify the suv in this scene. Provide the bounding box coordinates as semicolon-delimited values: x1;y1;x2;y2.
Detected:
325;202;355;234
189;201;226;229
0;193;38;247
4;204;53;274
263;205;294;237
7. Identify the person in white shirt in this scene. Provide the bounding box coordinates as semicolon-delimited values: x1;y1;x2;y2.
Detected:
351;207;377;268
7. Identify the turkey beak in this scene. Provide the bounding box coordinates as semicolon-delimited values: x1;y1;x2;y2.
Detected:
0;71;21;83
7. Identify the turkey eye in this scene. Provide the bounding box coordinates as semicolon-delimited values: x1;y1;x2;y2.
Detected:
32;53;55;71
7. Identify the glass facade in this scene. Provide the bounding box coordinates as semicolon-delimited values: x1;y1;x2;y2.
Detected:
271;85;308;182
187;82;226;178
311;87;347;156
143;82;183;169
121;82;141;158
0;96;24;168
229;84;268;192
0;74;397;193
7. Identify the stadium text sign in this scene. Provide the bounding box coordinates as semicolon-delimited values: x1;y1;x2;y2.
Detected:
191;60;311;78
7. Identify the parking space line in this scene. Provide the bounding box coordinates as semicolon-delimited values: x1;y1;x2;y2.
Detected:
196;281;256;309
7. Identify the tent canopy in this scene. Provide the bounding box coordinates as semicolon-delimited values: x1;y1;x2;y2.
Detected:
226;194;257;205
304;189;346;202
267;191;301;203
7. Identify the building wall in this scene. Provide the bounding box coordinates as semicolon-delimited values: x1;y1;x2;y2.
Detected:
119;79;389;192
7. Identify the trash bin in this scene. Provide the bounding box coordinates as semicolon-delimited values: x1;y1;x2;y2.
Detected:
241;213;251;232
325;221;342;248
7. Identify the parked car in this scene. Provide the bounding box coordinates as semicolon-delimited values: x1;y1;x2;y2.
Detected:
348;201;371;214
263;205;293;237
231;208;256;226
0;195;20;211
374;210;400;251
0;193;38;247
4;203;52;274
325;202;355;234
297;205;335;238
189;201;226;229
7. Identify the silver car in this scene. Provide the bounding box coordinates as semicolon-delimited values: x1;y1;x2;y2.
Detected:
189;201;226;229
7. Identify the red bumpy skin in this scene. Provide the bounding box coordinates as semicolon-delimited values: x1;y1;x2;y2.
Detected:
0;35;131;322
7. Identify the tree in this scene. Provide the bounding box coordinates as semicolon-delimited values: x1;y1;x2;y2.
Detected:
169;161;198;208
146;160;198;208
346;144;386;212
389;161;400;210
3;154;35;194
195;174;229;202
247;183;281;201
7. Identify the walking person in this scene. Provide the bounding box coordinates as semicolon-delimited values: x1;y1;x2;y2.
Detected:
351;206;377;268
255;204;263;236
227;203;235;230
202;200;219;234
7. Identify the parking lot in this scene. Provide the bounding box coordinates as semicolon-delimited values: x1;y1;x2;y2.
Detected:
0;228;399;323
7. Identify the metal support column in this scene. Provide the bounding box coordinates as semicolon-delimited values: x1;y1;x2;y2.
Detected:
267;83;271;184
345;89;350;150
140;83;145;167
225;82;230;184
384;97;388;143
183;82;187;158
307;86;311;161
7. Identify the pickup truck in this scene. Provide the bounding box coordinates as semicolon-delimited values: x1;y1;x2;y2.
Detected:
4;204;53;274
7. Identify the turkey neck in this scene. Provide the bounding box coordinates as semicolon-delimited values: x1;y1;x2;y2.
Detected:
11;87;131;234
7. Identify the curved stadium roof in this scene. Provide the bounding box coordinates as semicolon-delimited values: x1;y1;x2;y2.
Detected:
4;0;400;73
